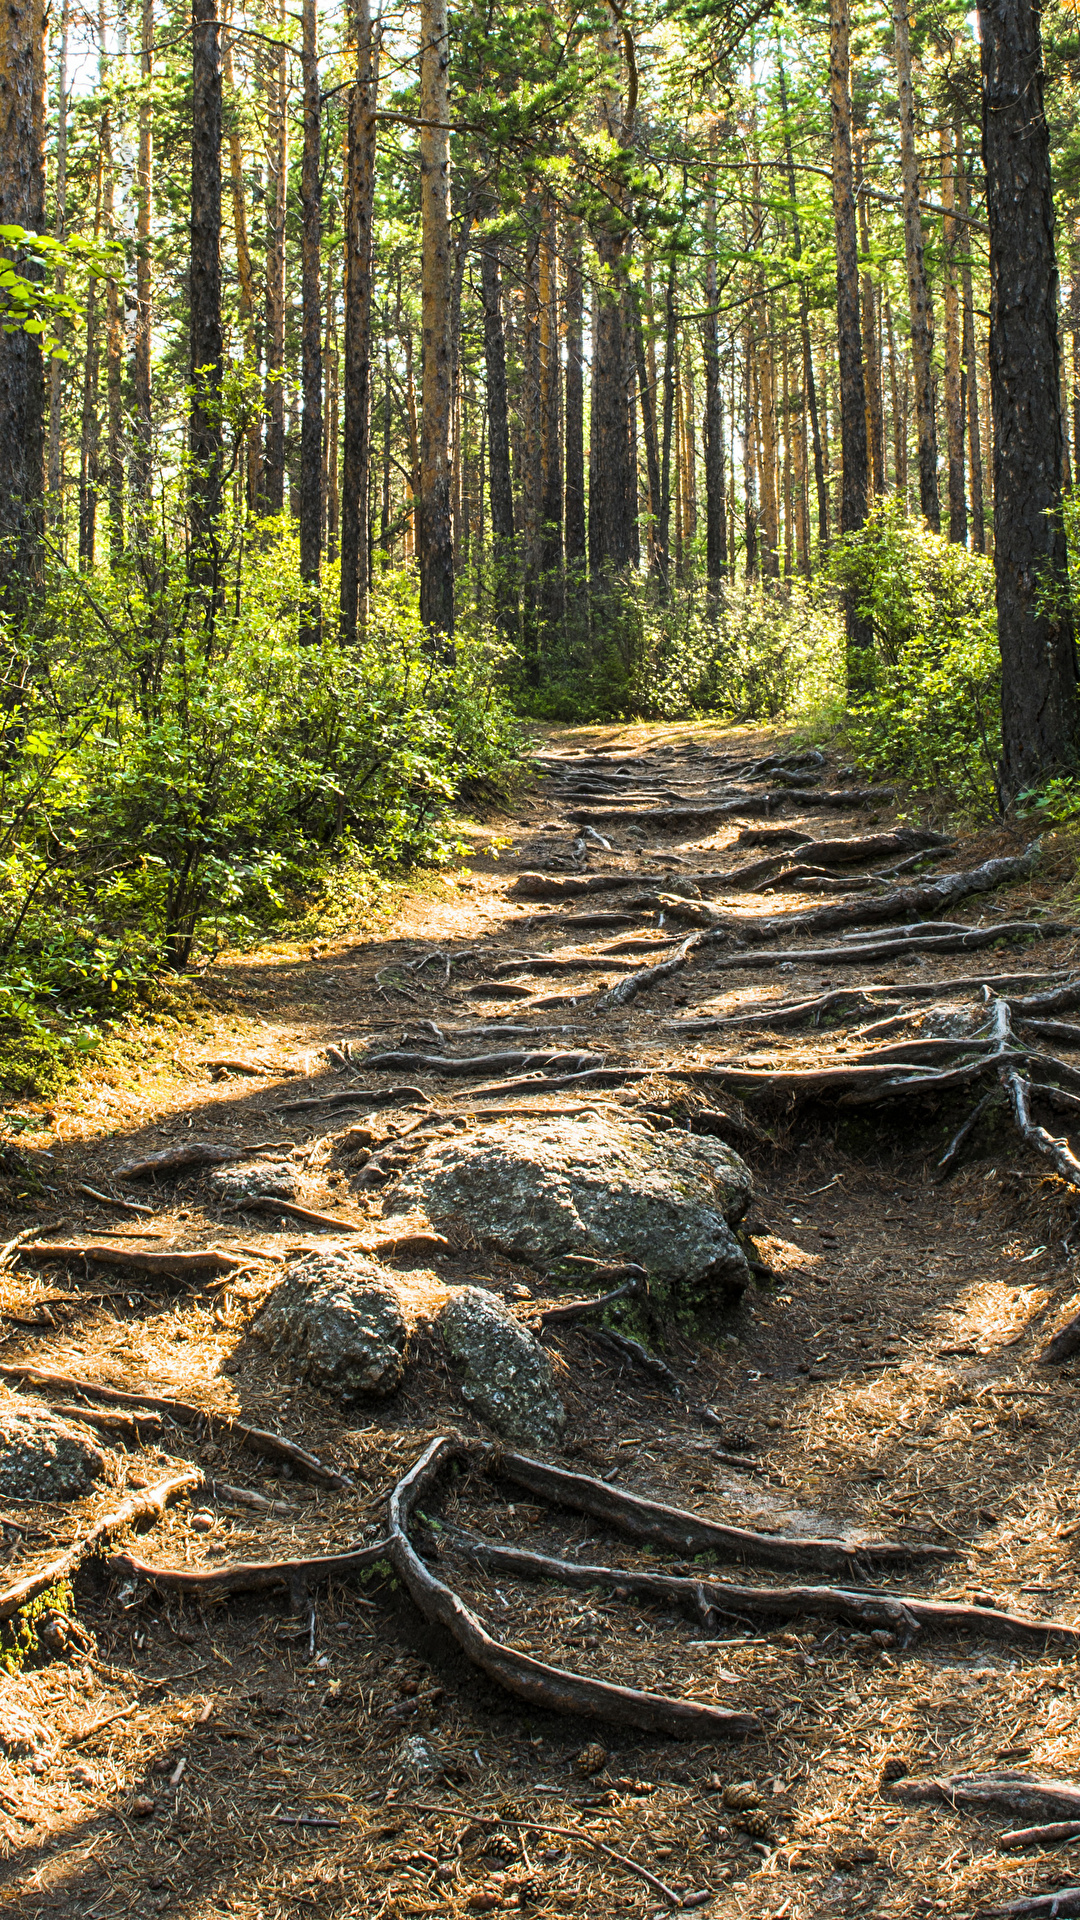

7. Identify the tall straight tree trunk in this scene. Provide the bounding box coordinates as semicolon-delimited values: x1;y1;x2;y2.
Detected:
978;0;1076;798
857;187;885;496
656;251;677;587
259;4;286;516
756;305;780;575
324;254;339;558
97;0;124;559
702;130;727;588
886;297;907;501
957;130;985;553
520;223;542;679
829;0;870;648
79;157;103;570
223;10;258;510
0;0;45;603
894;0;940;529
379;339;392;551
418;0;454;642
299;0;322;643
778;49;827;549
632;293;662;576
684;355;696;542
743;325;759;579
340;0;377;641
589;6;636;583
563;222;585;568
47;0;69;523
190;0;223;596
480;233;517;640
538;187;562;631
133;0;153;515
941;123;966;543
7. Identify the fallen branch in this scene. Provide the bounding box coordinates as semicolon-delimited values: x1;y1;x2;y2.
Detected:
75;1183;155;1216
387;1437;761;1738
999;1823;1080;1850
442;1536;1079;1645
894;1773;1080;1823
0;1364;352;1489
0;1471;201;1621
475;1445;951;1575
13;1244;249;1281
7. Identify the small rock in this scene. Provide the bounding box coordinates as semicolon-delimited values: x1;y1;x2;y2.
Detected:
208;1159;300;1203
130;1795;156;1819
435;1288;564;1448
388;1114;753;1303
253;1251;417;1395
574;1742;608;1777
0;1404;106;1501
189;1511;215;1534
396;1734;439;1777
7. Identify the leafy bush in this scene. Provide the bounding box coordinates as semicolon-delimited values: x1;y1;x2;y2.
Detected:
0;521;519;1096
827;501;1000;817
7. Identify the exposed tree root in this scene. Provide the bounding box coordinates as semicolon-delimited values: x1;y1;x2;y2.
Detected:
894;1773;1080;1822
667;972;1072;1036
357;1048;602;1076
441;1534;1080;1645
0;1364;352;1488
978;1892;1080;1918
0;1471;201;1621
724;829;951;891
473;1445;952;1574
13;1244;253;1281
108;1539;390;1602
568;787;894;829
532;1275;645;1329
277;1084;430;1113
999;1823;1080;1851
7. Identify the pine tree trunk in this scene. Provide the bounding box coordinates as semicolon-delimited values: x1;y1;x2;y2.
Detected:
894;0;940;529
299;0;322;643
829;0;868;551
97;0;124;563
857;186;885;496
538;187;563;630
259;6;286;516
703;134;726;588
79;156;102;570
0;0;46;602
480;232;517;640
521;222;542;679
563;222;586;566
957;131;985;553
589;7;636;584
656;251;677;588
340;0;377;640
190;0;223;592
132;0;152;515
223;11;258;511
325;256;339;560
744;325;759;579
778;51;827;550
978;0;1076;798
941;123;966;542
632;294;662;578
47;0;69;523
684;355;696;542
781;329;793;574
418;0;454;643
756;304;780;576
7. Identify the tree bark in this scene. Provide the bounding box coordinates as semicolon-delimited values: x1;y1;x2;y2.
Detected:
703;128;726;587
857;183;885;497
418;0;454;643
632;293;661;577
79;156;102;570
258;4;286;517
538;187;562;631
941;123;966;543
223;10;258;512
190;0;223;596
563;222;586;568
299;0;322;644
480;229;517;641
829;0;869;587
894;0;940;529
133;0;153;516
589;7;636;583
978;0;1077;798
778;52;827;549
340;0;377;641
957;130;985;553
0;0;45;603
47;0;69;522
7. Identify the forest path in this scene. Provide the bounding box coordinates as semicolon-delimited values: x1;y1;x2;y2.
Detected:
3;720;1080;1920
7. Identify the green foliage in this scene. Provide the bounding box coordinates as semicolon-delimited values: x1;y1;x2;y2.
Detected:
0;225;123;358
0;521;519;1102
827;502;1001;817
0;1579;74;1674
515;571;844;723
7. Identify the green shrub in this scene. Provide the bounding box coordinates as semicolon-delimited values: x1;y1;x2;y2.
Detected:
827;501;1000;817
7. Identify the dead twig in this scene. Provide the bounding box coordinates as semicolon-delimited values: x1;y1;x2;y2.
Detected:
999;1822;1080;1850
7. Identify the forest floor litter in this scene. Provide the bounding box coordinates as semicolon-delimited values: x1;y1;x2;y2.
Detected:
3;720;1080;1918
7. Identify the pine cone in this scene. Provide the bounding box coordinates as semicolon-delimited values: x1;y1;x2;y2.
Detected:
574;1741;608;1777
735;1808;774;1841
723;1781;763;1811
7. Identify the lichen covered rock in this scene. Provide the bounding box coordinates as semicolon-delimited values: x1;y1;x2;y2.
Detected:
0;1406;107;1501
435;1286;565;1447
253;1250;415;1395
208;1159;300;1203
387;1114;753;1298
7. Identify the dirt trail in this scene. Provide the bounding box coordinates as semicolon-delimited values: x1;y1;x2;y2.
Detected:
3;720;1080;1920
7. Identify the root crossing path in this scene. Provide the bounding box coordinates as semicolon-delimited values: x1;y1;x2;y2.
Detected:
5;720;1080;1920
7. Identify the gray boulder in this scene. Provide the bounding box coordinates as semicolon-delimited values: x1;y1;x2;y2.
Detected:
387;1114;753;1298
253;1251;413;1395
0;1406;106;1501
209;1159;300;1203
435;1286;565;1448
